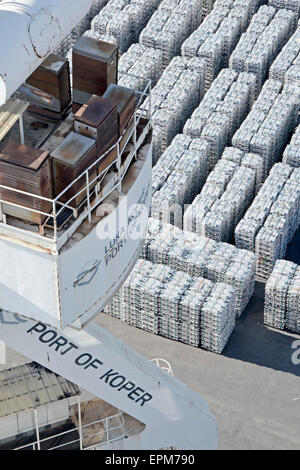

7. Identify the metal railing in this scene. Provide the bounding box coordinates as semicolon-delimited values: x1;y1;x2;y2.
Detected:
151;358;174;376
14;411;125;451
0;75;152;243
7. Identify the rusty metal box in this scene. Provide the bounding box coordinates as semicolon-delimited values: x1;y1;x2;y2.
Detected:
73;95;118;158
103;84;135;135
51;132;97;208
72;36;118;106
26;54;71;113
0;141;52;224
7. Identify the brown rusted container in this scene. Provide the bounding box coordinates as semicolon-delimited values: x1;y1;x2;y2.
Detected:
51;132;97;208
73;95;118;159
98;146;118;176
72;37;118;106
26;54;71;113
0;141;52;224
72;102;82;114
103;84;135;135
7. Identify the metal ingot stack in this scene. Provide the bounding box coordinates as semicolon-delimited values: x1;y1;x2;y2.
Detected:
235;164;300;280
142;220;257;318
183;69;257;171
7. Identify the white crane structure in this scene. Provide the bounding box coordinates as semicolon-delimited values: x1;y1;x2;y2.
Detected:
0;0;218;450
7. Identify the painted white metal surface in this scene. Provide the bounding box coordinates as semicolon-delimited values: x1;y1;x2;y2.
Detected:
0;146;152;329
0;311;218;450
0;0;93;105
0;237;60;326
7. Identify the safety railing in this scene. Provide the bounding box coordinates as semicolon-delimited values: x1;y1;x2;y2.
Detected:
14;411;125;451
0;75;152;243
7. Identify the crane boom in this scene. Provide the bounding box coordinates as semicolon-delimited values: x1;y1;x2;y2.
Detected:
0;310;218;450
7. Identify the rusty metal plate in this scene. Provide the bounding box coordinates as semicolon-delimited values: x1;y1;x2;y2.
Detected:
73;36;118;62
103;84;135;116
39;54;69;74
74;95;117;128
0;141;49;171
51;132;96;167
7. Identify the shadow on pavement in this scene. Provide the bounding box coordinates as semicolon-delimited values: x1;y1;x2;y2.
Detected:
223;282;300;377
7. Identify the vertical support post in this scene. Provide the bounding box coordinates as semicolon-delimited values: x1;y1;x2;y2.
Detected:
117;142;122;193
33;408;41;450
78;396;83;451
0;202;3;223
86;171;91;223
52;200;57;241
19;115;25;145
134;112;137;160
106;417;109;443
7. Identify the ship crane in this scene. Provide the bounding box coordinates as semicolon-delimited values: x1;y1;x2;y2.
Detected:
0;0;218;450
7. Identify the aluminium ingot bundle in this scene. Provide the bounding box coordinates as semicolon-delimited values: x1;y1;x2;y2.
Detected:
183;69;256;171
118;44;164;99
91;0;162;54
269;0;300;27
229;5;296;94
142;220;256;318
269;24;300;86
232;79;300;179
183;147;264;243
139;0;203;69
104;258;236;353
264;259;300;333
283;122;300;167
150;134;210;227
235;163;300;280
181;0;263;90
142;57;207;164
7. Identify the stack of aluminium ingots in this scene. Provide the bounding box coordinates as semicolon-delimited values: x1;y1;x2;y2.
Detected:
142;57;207;164
202;0;218;20
283;123;300;167
183;69;256;171
158;0;203;35
229;5;296;95
104;258;237;353
140;217;162;260
181;0;263;90
235;163;300;280
183;147;264;242
201;283;236;354
269;25;300;85
90;0;162;55
232;79;300;179
269;0;300;27
221;147;264;195
150;134;210;227
264;259;300;332
139;0;203;69
118;44;164;98
142;220;256;318
286;265;300;333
